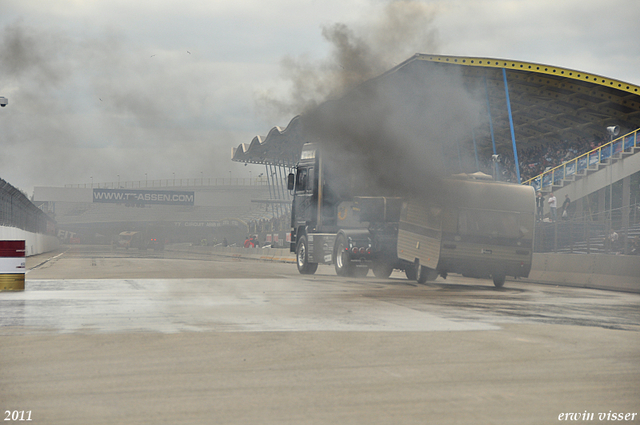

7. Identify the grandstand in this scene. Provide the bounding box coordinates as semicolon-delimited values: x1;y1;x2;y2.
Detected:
232;54;640;254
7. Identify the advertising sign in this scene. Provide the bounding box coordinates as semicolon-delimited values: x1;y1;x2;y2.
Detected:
577;156;588;172
565;161;576;176
624;134;635;150
93;189;195;206
613;140;622;155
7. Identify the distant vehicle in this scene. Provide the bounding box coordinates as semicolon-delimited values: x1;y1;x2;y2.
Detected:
117;228;165;251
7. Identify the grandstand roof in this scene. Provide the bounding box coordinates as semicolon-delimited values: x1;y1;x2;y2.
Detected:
232;115;304;167
232;54;640;166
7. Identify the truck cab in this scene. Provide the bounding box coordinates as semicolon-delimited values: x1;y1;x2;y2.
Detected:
287;143;405;277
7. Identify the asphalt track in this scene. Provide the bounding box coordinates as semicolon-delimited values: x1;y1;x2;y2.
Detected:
1;245;639;424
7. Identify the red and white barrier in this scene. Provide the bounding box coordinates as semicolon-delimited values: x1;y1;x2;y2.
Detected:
0;240;26;291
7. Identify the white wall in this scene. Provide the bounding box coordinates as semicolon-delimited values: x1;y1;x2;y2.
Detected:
0;226;60;256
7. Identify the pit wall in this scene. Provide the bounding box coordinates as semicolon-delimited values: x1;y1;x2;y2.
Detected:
0;226;60;256
524;253;640;293
166;243;294;263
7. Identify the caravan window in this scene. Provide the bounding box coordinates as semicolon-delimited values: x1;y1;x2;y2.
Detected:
458;209;521;239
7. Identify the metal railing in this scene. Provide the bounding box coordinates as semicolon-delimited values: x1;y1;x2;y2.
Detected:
534;202;640;254
522;128;639;191
65;177;270;189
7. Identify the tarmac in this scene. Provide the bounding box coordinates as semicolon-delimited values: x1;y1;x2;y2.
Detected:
166;244;640;294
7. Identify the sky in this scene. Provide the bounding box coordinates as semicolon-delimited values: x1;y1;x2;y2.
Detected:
1;0;639;196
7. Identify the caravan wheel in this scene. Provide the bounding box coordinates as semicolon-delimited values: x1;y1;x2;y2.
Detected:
372;262;393;278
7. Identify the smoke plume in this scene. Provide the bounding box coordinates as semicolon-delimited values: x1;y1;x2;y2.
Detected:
0;20;249;194
256;1;440;120
257;1;484;199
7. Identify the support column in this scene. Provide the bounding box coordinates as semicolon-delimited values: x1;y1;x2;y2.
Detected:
472;129;479;171
575;197;583;220
265;164;276;218
622;176;631;253
484;74;499;180
502;69;521;184
597;188;606;225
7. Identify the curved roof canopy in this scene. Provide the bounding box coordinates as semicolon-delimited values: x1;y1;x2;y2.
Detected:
232;54;640;166
232;116;303;167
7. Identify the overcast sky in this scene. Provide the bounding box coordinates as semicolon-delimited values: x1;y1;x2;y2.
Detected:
1;0;638;195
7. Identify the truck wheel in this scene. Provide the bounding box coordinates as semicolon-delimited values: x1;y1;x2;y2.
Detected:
296;235;318;275
417;266;438;284
372;262;393;278
333;234;353;277
492;274;505;288
404;266;417;281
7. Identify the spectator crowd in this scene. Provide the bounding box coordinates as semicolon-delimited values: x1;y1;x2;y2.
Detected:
480;135;607;183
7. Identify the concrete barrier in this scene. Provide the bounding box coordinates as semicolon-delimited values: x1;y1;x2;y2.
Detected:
523;253;640;293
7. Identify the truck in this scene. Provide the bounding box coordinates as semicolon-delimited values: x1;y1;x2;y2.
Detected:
287;143;536;287
287;143;409;278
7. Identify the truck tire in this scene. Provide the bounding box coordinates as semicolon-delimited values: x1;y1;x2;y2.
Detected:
333;234;353;277
372;262;394;278
416;266;438;284
296;235;318;275
492;274;505;288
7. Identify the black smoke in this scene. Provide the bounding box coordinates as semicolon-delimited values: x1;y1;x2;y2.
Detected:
257;1;484;200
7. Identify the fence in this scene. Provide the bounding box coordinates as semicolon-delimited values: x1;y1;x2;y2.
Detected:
523;128;639;191
534;202;640;254
0;179;55;235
